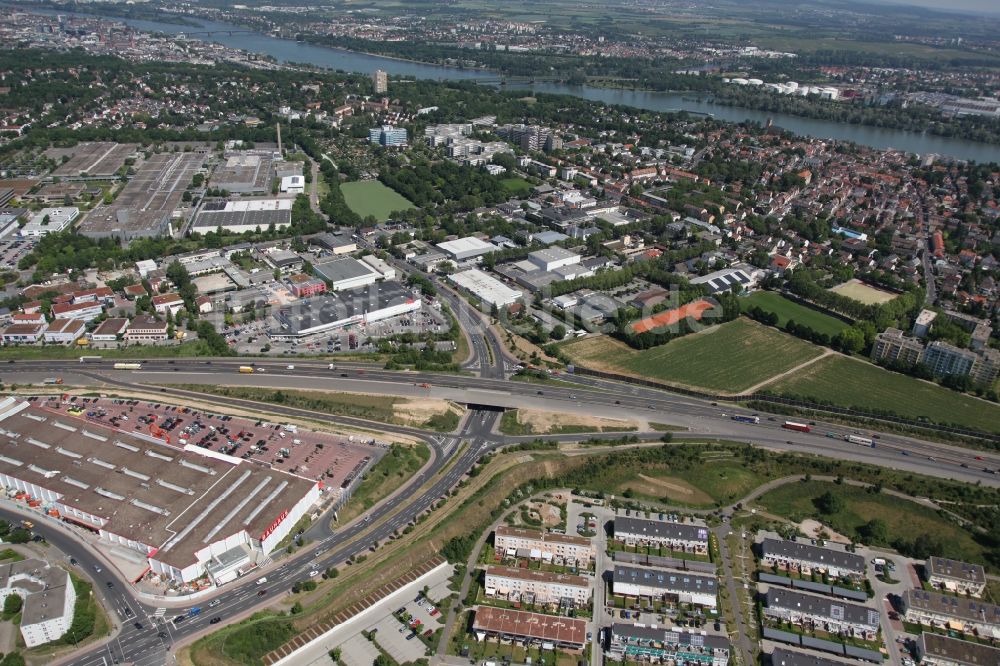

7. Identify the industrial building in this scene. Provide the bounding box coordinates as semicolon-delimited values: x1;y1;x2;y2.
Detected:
689;266;758;294
212;152;274;195
484;566;591;608
527;247;580;272
472;606;586;651
612;565;718;609
762;588;880;640
613;516;710;555
280;175;305;194
42;318;86;345
313;257;382;291
493;525;595;563
193;199;293;235
270;283;421;340
924;557;986;597
0;559;76;647
917;632;1000;666
19;207;79;237
608;623;730;666
310;231;356;255
77;207;173;243
0;397;320;584
449;269;522;308
360;255;396;280
436;236;496;262
759;537;866;579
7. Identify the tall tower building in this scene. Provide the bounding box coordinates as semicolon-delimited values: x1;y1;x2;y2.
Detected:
373;69;388;94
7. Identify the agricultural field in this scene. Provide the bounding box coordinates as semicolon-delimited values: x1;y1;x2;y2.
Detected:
741;291;848;337
829;279;898;305
340;180;414;222
756;481;988;565
561;318;823;393
768;355;1000;433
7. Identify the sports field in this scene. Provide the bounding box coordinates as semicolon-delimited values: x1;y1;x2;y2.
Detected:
829;279;897;305
340;180;414;222
561;318;823;393
769;354;1000;433
741;291;848;337
500;177;533;196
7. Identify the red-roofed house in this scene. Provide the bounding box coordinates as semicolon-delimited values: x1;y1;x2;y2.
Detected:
43;318;86;344
51;300;104;322
152;293;184;315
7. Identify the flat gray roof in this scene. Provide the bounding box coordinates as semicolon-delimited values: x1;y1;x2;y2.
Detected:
313;257;378;284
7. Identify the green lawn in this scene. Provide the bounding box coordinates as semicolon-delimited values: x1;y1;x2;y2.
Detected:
340;180;414;222
756;481;988;565
500;177;533;196
561;318;823;393
741;291;848;337
336;442;431;523
770;355;1000;433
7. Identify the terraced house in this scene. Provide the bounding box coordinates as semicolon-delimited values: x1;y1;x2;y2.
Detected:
900;589;1000;637
759;537;866;579
608;623;730;666
483;566;591;608
762;588;880;641
923;557;986;597
613;516;710;555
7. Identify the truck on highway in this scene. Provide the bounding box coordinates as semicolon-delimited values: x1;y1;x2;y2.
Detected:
78;355;103;363
845;434;875;447
239;366;255;374
188;607;202;617
43;377;63;385
113;362;142;370
782;421;811;433
732;415;760;424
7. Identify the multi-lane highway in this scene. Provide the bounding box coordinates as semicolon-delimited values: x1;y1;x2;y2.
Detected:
2;355;999;665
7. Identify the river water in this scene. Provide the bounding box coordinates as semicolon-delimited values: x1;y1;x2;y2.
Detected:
108;14;1000;162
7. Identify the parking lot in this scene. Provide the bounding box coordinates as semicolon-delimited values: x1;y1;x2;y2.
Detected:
0;237;36;270
38;394;384;490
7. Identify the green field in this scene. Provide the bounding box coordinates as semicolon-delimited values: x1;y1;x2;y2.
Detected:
500;177;533;196
340;180;414;222
770;355;1000;433
742;291;848;337
561;318;823;393
756;481;988;564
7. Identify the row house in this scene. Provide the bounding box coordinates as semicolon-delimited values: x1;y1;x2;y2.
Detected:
613;516;709;555
758;538;866;579
762;588;880;641
493;525;595;564
613;565;718;609
483;566;591;608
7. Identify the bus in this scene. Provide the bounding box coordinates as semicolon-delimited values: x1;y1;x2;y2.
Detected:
844;434;875;447
113;362;142;370
731;415;760;424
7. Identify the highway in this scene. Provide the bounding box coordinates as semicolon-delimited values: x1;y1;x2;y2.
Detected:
2;356;999;665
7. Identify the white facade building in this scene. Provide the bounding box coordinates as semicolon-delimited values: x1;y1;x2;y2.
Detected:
450;269;522;308
484;566;591;608
280;175;305;194
0;559;76;647
527;247;580;272
613;565;718;609
19;207;79;238
493;525;595;563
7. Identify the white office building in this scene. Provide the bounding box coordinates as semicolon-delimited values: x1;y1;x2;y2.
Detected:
19;207;79;237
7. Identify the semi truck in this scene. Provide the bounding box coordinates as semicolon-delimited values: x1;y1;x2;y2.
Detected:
845;434;875;447
782;421;811;433
43;377;63;385
239;366;255;374
113;362;142;370
731;415;760;424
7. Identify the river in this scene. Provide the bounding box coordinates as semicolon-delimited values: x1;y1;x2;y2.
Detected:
105;14;1000;162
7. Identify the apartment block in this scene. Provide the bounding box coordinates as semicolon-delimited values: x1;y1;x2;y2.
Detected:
608;623;730;666
612;565;718;609
493;525;595;563
484;566;591;608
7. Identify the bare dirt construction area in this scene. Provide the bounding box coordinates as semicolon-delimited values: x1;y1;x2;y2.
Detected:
619;474;715;506
799;519;852;544
523;499;564;527
515;408;637;433
390;398;462;427
829;278;898;305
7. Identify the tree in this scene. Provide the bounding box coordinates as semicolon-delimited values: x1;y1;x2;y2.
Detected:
3;594;22;616
373;655;393;666
813;491;843;515
550;324;567;341
857;518;889;545
6;528;30;544
330;648;342;662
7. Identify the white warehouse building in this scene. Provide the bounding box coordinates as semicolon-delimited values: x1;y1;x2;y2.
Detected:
450;269;522;308
527;247;580;272
436;236;497;262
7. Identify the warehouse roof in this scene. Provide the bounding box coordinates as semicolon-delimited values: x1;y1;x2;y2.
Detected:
313;257;380;284
436;236;495;258
274;283;418;336
0;398;313;570
761;538;865;574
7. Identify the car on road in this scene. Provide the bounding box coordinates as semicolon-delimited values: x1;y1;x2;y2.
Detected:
69;557;77;566
209;599;221;607
309;570;320;577
210;617;222;624
106;581;114;588
173;615;187;625
157;631;168;639
257;590;267;596
94;565;102;573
